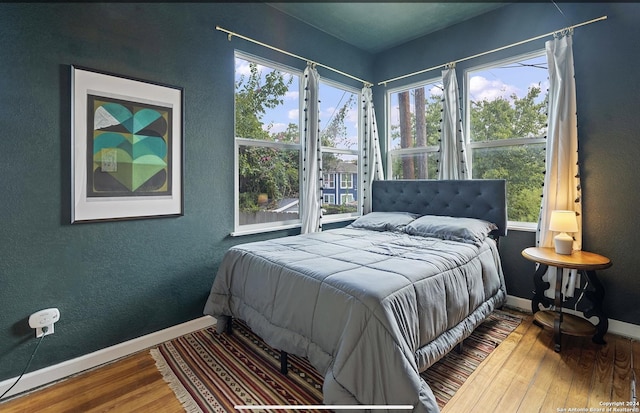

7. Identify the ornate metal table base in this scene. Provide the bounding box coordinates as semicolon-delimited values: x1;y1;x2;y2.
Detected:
531;263;608;349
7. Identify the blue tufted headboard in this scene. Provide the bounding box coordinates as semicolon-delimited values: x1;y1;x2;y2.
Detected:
371;179;507;237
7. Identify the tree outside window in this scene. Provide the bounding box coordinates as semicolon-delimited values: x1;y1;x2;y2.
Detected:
234;53;360;232
466;51;548;224
386;52;548;226
319;79;359;218
235;54;301;230
387;80;442;180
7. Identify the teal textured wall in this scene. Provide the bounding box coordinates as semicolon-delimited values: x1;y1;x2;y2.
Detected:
0;3;372;381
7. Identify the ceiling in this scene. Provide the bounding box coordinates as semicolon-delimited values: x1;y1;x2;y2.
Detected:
267;2;509;54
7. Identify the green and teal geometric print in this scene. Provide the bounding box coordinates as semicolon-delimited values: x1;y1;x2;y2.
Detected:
88;95;172;197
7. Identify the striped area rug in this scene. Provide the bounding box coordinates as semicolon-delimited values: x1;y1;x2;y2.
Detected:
151;310;521;412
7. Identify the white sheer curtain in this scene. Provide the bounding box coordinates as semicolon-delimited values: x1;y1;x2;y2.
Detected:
537;31;583;298
361;86;385;214
438;65;469;180
300;63;322;234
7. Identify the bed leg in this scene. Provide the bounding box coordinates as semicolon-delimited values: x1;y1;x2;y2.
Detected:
225;317;233;335
280;351;288;375
455;342;464;354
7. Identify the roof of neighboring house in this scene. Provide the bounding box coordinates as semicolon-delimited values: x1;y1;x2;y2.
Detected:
326;161;357;173
275;198;299;213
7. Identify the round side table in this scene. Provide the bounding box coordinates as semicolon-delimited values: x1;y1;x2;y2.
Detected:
522;247;612;352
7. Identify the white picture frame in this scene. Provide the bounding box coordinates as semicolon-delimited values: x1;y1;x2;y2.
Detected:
71;66;183;223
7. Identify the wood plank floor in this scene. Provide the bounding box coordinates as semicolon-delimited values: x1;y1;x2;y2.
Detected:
0;309;636;413
442;310;638;413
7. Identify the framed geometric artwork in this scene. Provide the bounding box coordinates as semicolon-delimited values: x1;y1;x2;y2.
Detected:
71;66;183;223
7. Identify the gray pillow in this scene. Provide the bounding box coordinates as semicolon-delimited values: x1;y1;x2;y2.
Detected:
405;215;498;246
349;211;418;232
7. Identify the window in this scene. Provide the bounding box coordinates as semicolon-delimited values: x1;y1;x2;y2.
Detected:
340;173;353;189
234;53;361;233
465;51;548;225
323;173;335;189
386;78;443;179
319;79;360;218
322;194;335;205
234;53;302;233
340;193;355;205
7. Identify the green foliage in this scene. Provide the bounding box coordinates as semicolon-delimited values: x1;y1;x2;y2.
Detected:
238;145;299;211
321;94;356;147
470;85;547;222
323;203;358;214
235;63;293;140
392;83;547;222
321;94;357;173
470;85;546;142
235;62;299;212
235;60;356;215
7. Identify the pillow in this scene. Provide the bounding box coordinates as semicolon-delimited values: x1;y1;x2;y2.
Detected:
348;211;418;232
405;215;498;246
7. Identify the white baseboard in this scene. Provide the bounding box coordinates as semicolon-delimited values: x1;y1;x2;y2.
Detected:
0;315;216;400
505;295;640;341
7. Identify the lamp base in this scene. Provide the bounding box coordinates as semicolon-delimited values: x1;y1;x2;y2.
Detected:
554;232;573;255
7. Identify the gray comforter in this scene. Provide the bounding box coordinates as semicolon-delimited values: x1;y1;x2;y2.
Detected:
204;227;506;412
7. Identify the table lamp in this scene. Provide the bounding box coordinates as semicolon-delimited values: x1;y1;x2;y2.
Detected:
549;210;578;255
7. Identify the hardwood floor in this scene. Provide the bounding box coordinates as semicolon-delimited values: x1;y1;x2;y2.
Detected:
0;351;183;413
0;309;636;413
442;310;638;413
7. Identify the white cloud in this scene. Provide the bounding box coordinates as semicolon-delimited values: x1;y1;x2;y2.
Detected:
235;60;251;76
262;122;288;134
285;91;298;101
235;61;270;77
288;109;299;121
389;104;399;125
529;79;549;95
321;106;337;122
469;75;519;102
319;106;359;136
346;106;358;126
429;85;443;97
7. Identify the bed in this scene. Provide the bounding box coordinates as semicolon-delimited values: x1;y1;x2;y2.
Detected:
204;179;507;413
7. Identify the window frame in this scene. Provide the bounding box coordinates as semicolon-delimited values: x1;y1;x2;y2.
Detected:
463;49;548;230
319;77;362;223
340;173;353;189
322;193;335;205
232;52;363;235
340;193;355;205
233;51;304;236
323;172;335;189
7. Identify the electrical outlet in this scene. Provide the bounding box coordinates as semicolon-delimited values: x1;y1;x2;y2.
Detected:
28;308;60;338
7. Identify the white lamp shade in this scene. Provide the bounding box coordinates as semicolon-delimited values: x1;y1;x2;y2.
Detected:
549;210;578;233
549;210;578;254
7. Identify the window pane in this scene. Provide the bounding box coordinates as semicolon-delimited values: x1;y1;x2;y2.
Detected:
388;81;442;150
389;152;438;180
235;56;299;143
238;144;300;226
472;144;545;222
322;173;335;189
467;52;548;224
319;82;358;150
468;54;547;142
322;152;358;215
